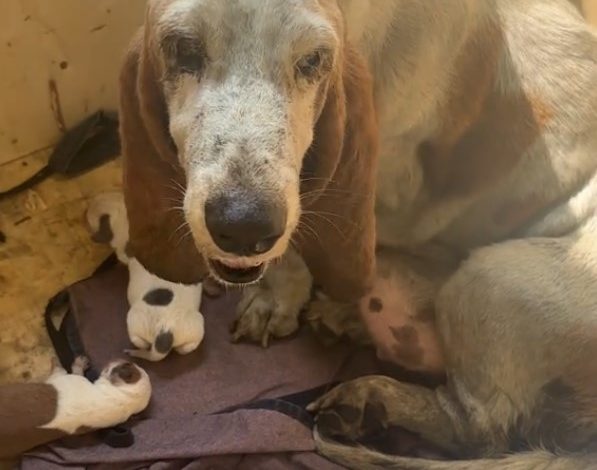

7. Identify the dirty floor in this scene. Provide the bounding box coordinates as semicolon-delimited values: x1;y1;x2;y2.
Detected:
0;149;121;385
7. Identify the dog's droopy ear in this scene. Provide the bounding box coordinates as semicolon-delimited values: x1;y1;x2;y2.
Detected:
296;45;379;302
119;30;207;284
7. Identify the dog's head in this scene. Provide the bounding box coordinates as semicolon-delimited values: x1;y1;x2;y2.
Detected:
121;0;377;293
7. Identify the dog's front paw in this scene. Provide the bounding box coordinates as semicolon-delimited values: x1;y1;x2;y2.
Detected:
230;248;312;347
231;282;304;347
309;376;396;442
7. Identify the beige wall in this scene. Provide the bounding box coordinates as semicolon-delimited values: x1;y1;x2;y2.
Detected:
0;0;595;166
0;0;146;165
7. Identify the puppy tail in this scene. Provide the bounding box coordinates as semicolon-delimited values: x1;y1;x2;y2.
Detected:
314;428;596;470
126;330;173;362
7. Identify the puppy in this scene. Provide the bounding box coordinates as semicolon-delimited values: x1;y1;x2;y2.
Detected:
0;356;151;459
87;193;211;361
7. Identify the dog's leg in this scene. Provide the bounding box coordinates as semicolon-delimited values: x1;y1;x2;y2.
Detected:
313;233;597;466
231;247;312;347
309;375;461;453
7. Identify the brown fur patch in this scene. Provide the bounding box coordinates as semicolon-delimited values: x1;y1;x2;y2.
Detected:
420;22;546;201
295;44;379;302
529;94;554;129
391;325;418;343
0;383;66;459
110;363;142;385
119;30;208;284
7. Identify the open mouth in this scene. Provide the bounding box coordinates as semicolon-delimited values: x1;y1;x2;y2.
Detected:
208;259;266;284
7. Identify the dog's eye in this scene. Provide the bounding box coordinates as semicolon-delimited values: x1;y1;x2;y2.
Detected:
162;34;205;75
178;48;204;74
296;51;324;80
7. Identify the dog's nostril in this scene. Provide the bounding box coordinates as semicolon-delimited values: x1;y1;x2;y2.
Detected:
254;235;280;255
205;192;286;256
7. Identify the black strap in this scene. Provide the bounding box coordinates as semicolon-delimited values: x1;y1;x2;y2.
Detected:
214;383;340;429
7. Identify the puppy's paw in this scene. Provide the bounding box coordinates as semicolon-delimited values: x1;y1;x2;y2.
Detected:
308;376;393;441
71;356;90;376
86;191;130;263
231;248;312;347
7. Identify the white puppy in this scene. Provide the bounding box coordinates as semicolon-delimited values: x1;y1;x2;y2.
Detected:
42;357;151;434
87;192;206;361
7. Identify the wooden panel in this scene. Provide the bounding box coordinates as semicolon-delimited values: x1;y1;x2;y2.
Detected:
0;0;146;165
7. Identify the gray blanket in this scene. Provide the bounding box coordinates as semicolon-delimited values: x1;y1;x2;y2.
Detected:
22;263;384;469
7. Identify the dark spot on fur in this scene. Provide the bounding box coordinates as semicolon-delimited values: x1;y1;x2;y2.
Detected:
391;325;418;344
369;297;383;312
155;330;174;354
361;401;388;434
59;61;68;70
91;214;113;243
110;362;141;384
143;288;174;306
334;404;361;423
317;411;344;436
0;231;6;243
21;370;31;380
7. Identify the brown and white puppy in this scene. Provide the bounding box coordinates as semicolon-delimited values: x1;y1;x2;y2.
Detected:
0;357;151;459
119;0;597;468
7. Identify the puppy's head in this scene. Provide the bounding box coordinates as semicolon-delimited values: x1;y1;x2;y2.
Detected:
136;0;345;285
102;360;148;387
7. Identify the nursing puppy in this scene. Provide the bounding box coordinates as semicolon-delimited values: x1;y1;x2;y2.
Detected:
87;192;208;361
119;0;597;468
0;357;151;459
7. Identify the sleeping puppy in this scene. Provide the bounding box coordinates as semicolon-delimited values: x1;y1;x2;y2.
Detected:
87;192;212;361
0;356;151;459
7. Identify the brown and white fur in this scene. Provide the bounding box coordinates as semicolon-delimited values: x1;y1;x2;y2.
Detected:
118;0;597;467
0;357;151;459
87;192;207;361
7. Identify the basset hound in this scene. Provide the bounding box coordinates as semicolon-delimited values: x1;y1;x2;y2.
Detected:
110;0;597;467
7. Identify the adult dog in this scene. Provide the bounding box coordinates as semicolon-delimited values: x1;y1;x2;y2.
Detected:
119;0;597;467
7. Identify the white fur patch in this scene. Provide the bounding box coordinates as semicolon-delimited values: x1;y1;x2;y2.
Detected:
41;363;151;434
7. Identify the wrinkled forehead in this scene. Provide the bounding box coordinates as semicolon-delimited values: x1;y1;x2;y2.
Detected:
147;0;341;54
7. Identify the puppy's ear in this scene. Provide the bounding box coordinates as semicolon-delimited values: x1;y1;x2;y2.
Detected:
119;29;207;284
296;45;379;302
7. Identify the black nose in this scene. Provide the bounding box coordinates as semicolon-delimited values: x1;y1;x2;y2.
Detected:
204;192;286;256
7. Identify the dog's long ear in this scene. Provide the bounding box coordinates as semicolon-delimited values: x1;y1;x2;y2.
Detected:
119;29;207;284
296;45;379;302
